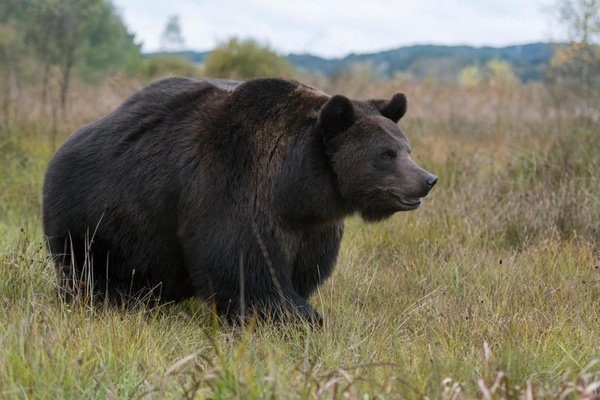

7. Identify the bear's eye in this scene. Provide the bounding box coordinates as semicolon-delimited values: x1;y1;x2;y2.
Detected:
381;150;397;159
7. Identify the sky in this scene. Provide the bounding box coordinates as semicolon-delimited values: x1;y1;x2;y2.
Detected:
111;0;558;58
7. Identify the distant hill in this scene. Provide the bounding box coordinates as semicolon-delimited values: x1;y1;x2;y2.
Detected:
288;43;555;82
149;43;556;82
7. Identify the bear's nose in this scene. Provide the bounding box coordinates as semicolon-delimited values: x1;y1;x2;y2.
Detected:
426;174;438;189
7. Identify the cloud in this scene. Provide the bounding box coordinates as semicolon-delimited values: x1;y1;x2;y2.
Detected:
113;0;553;58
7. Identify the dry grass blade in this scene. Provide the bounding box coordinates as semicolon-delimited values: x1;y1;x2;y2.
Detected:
526;380;535;400
159;353;201;396
94;377;117;400
581;381;600;399
478;379;493;400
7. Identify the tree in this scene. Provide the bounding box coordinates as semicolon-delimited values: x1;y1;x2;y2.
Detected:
204;38;293;79
28;0;104;109
549;0;600;118
160;15;185;53
0;0;33;129
81;0;142;79
556;0;600;43
23;0;143;108
0;0;142;138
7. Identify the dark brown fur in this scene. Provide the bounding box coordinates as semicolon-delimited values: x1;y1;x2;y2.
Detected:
43;77;437;323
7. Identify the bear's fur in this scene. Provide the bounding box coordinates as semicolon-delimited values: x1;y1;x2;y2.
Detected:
43;77;437;323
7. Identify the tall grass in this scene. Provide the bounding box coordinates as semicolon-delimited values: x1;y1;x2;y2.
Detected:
0;76;598;398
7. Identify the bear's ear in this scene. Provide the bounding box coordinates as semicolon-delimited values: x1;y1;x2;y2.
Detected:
318;95;355;136
371;93;407;123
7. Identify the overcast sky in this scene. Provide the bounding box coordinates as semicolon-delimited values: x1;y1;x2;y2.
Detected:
111;0;558;58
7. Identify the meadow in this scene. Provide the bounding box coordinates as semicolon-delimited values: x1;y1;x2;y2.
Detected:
0;75;599;399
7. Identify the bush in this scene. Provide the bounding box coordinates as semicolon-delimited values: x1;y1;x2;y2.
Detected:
140;54;202;79
204;38;292;79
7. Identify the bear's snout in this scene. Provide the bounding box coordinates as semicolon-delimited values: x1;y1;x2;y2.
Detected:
426;174;438;190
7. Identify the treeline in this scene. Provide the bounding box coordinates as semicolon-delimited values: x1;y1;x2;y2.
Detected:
286;43;554;82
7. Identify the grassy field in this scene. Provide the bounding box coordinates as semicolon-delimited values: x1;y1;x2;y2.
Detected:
0;77;599;399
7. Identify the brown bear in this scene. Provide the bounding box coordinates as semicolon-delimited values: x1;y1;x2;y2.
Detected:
43;77;437;323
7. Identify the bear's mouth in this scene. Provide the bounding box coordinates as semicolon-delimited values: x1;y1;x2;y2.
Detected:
385;190;422;210
399;197;422;207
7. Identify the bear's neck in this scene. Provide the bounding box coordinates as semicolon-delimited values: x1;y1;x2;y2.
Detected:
273;127;351;228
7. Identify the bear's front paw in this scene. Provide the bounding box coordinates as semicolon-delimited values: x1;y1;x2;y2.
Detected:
246;297;322;326
297;304;323;327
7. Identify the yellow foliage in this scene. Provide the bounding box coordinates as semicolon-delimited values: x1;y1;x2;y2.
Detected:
458;65;482;87
456;59;518;87
486;59;518;87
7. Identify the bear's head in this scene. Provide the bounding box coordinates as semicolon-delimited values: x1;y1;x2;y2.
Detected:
318;93;437;222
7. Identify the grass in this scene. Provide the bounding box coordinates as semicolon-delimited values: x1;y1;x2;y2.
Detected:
0;77;599;399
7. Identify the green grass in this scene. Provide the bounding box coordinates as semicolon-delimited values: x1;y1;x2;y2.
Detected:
0;82;599;399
